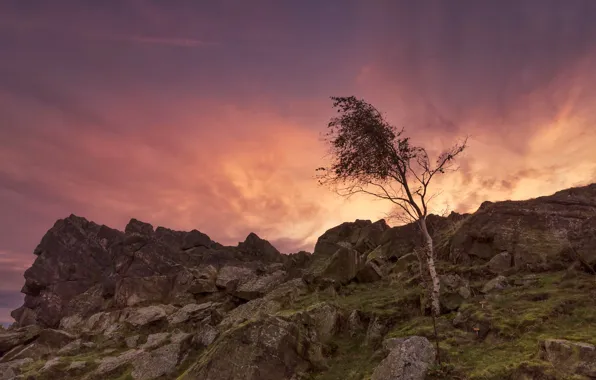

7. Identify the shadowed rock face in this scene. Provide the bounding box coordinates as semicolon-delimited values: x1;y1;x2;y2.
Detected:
450;184;596;271
11;216;300;328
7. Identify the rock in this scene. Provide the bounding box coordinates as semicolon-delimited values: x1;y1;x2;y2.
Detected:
194;325;219;347
487;251;513;274
183;317;324;380
121;305;170;327
313;219;389;256
371;336;436;380
125;218;154;235
133;340;191;380
366;316;386;348
439;274;471;311
235;270;287;300
114;275;172;307
36;328;76;348
171;266;218;301
142;332;170;349
306;246;363;285
216;266;256;291
181;229;212;250
0;358;33;380
0;325;40;356
11;307;37;327
540;339;596;378
238;232;283;262
356;261;383;283
167;302;216;325
482;275;509;293
219;298;282;329
41;357;61;371
93;349;144;378
347;310;364;336
126;335;140;348
449;184;596;271
302;302;340;343
58;339;82;355
67;360;87;374
392;252;419;274
0;342;51;362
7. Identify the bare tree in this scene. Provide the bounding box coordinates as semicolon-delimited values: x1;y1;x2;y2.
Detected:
316;96;467;362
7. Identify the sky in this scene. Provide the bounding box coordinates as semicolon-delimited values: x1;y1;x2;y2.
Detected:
1;0;596;324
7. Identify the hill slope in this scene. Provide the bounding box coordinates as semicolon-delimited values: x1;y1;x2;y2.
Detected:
1;184;596;380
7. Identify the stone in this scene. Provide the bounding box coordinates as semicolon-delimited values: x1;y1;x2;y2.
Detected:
235;270;287;300
487;251;513;274
142;332;170;349
356;261;383;283
167;302;216;325
238;232;283;262
185;317;324;380
36;328;76;348
194;325;219;347
366;316;386;348
132;342;189;380
482;275;509;293
0;358;33;380
125;218;154;235
67;360;87;373
371;336;436;380
540;339;596;378
301;302;340;343
121;305;170;327
347;310;364;336
0;325;40;356
306;246;363;285
392;252;419;274
181;229;212;250
93;349;144;377
439;274;471;311
215;266;256;291
125;335;140;348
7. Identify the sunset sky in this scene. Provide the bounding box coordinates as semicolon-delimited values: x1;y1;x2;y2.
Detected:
2;0;596;324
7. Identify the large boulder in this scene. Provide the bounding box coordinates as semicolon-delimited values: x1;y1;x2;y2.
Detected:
0;325;40;357
313;219;390;256
540;339;596;378
237;232;283;262
371;336;436;380
305;246;363;285
450;184;596;271
183;317;324;380
439;274;471;311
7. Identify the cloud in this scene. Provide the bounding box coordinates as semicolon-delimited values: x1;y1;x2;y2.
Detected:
117;35;213;48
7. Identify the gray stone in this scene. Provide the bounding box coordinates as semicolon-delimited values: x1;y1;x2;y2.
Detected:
482;275;508;293
540;339;596;378
487;251;512;274
371;336;436;380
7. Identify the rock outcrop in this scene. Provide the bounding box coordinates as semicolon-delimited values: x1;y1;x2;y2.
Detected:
3;183;596;380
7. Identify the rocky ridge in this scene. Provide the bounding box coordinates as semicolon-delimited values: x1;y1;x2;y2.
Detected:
1;183;596;379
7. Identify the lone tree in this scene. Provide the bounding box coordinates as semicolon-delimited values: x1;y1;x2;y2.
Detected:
316;96;467;359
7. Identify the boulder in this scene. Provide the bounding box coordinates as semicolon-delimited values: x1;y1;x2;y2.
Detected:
142;332;170;350
306;246;363;285
181;229;212;250
238;232;283;262
121;305;171;327
167;302;216;325
439;274;471;311
92;349;144;378
194;325;219;347
0;325;40;356
183;317;324;380
487;251;513;274
371;336;436;380
132;341;191;380
356;261;383;283
235;270;287;300
482;275;509;293
540;339;596;378
216;266;256;291
125;218;154;235
0;358;34;380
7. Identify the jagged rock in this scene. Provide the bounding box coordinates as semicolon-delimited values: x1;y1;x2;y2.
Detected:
181;229;212;250
366;316;386;348
347;310;364;336
356;261;383;283
36;328;76;348
371;336;436;380
392;252;419;274
216;266;256;291
219;298;282;329
183;317;324;380
67;360;87;374
171;266;218;303
133;341;191;380
142;332;170;349
121;305;172;327
487;251;513;274
11;307;36;327
303;303;341;343
313;219;389;257
450;184;596;270
540;339;596;378
306;246;363;285
167;302;216;325
482;275;509;293
125;219;154;235
238;232;283;262
439;274;471;311
114;275;173;307
0;325;40;356
0;342;51;362
0;358;33;380
235;270;287;300
126;335;140;348
93;349;144;378
194;325;219;347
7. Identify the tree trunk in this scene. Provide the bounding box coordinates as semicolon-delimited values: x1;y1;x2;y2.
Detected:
419;218;441;317
419;217;442;364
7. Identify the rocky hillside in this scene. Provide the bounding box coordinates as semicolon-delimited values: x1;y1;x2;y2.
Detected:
1;184;596;380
